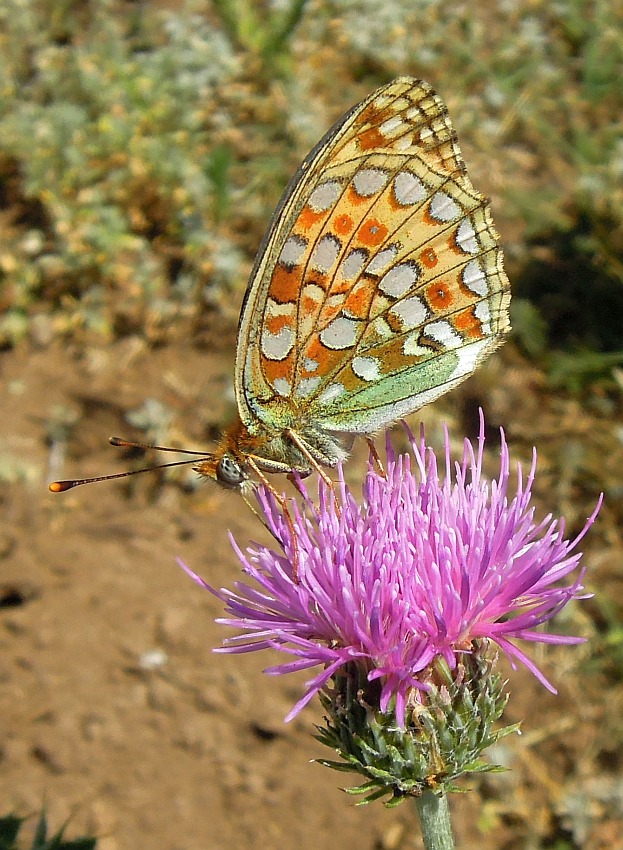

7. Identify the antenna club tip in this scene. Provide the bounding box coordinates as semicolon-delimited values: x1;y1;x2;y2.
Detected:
49;481;70;493
109;436;124;446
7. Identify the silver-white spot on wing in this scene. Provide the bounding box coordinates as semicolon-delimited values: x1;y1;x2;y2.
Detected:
424;320;463;349
388;295;429;331
462;259;487;296
319;316;361;350
474;300;492;333
352;168;389;198
311;234;341;274
378;262;420;298
296;376;322;397
261;326;295;361
317;382;346;404
393;171;427;206
366;245;399;275
351;355;381;382
429;191;461;222
456;219;479;254
338;248;368;282
272;377;291;396
449;337;491;380
379;116;407;137
279;234;307;267
308;180;341;212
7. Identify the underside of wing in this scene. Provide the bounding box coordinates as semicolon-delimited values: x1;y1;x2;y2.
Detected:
236;77;511;434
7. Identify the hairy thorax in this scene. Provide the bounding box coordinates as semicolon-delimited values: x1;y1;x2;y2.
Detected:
194;413;349;489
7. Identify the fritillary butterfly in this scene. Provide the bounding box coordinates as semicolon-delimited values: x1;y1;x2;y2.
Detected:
195;77;511;491
49;78;510;500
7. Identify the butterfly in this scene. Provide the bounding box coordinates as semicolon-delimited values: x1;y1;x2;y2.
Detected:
194;77;511;493
49;77;510;499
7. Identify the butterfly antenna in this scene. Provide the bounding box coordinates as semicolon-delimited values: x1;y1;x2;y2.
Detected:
49;437;211;492
108;436;209;456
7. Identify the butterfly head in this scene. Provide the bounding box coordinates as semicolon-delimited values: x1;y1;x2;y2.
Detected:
194;451;248;491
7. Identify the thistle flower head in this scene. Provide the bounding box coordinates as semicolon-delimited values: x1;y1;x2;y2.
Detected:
183;415;601;734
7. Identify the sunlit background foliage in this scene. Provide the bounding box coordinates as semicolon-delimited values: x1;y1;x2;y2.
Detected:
2;0;622;388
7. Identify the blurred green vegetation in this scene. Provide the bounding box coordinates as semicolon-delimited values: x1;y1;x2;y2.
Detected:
0;809;97;849
0;0;621;385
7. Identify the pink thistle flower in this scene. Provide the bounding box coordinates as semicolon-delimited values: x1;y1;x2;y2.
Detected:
181;415;601;729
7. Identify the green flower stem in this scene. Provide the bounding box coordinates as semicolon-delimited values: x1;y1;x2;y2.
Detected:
414;790;455;850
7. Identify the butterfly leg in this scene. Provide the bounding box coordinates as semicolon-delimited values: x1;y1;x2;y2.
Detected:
283;428;342;519
245;457;302;582
365;436;387;478
283;428;334;490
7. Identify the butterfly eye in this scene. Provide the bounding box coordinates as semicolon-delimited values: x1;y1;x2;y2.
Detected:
216;454;246;488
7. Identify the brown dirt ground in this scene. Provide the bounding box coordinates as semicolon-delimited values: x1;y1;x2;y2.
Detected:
1;332;622;850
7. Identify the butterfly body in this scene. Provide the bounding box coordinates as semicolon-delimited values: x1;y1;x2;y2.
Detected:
196;409;348;489
197;77;511;492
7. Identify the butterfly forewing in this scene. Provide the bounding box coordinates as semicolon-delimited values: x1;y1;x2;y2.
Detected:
236;77;511;437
